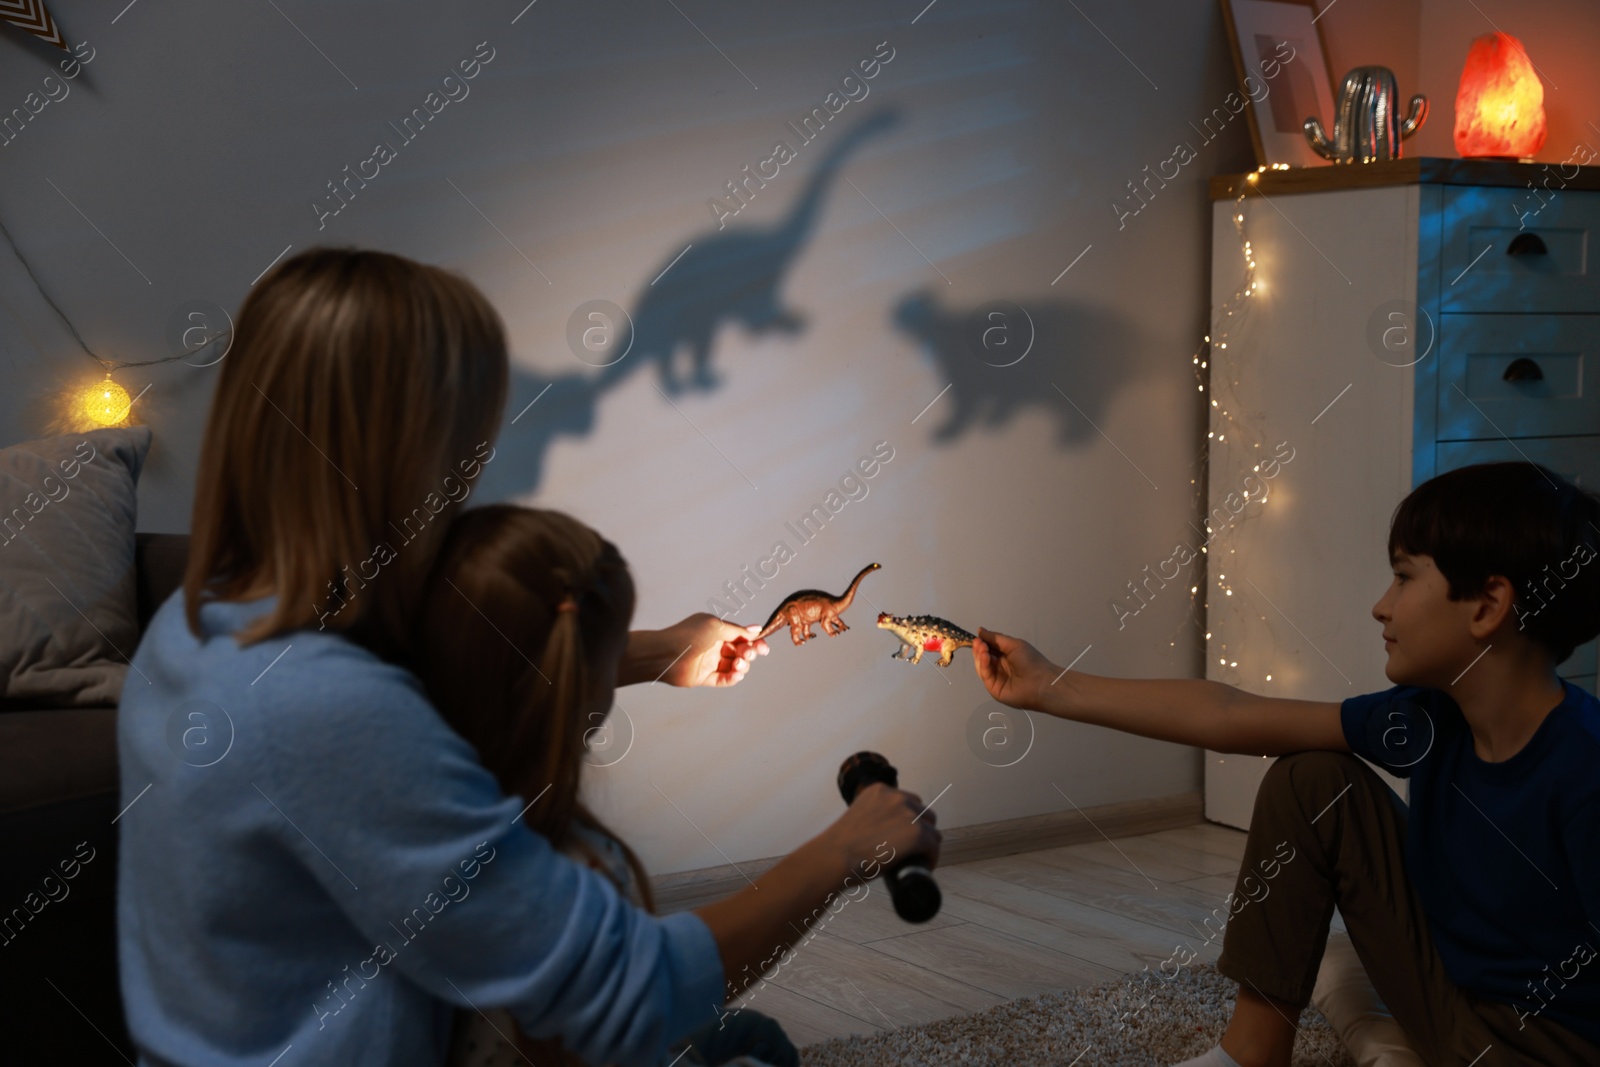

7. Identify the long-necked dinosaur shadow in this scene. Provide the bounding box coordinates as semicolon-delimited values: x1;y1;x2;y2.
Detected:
598;107;900;397
474;369;600;502
892;288;1140;447
477;110;899;502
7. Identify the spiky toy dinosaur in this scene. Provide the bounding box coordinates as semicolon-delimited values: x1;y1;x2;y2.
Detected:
876;613;976;667
756;563;881;646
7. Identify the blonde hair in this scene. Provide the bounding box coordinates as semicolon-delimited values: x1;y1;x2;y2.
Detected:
184;247;508;662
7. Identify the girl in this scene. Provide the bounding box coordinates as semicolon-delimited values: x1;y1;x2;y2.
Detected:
117;247;939;1067
414;503;799;1067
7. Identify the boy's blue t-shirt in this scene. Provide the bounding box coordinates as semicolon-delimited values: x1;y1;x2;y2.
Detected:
1342;680;1600;1045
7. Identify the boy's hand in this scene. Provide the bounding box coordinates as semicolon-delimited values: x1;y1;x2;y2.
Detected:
972;626;1060;711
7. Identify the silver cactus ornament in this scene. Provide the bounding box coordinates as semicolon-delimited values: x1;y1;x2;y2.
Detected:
1305;66;1427;164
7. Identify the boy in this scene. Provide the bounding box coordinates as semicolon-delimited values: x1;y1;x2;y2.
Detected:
972;462;1600;1066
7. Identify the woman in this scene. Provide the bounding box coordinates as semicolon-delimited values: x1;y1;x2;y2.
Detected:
116;247;939;1067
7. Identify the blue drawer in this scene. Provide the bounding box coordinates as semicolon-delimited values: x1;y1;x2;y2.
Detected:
1440;187;1600;313
1435;314;1600;441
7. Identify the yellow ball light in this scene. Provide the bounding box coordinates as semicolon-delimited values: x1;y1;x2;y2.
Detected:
81;375;131;426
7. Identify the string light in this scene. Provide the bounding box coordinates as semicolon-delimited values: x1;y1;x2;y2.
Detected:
79;374;132;426
1164;163;1283;685
0;216;205;431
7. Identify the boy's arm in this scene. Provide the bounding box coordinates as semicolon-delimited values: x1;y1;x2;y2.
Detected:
973;626;1349;756
1046;671;1349;755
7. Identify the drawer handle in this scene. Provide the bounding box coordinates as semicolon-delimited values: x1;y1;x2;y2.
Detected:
1503;357;1545;382
1506;233;1549;256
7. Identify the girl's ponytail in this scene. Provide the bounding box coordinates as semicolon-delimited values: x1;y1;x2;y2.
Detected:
413;506;637;872
518;576;592;845
416;507;656;1066
543;561;658;912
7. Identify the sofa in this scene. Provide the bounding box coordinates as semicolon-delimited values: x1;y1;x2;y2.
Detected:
0;532;189;1062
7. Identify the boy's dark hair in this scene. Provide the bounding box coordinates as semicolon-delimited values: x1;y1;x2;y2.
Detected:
1389;462;1600;665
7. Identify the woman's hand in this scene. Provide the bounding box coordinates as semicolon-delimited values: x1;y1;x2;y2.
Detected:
971;626;1059;712
622;615;770;688
823;782;941;878
693;781;940;1000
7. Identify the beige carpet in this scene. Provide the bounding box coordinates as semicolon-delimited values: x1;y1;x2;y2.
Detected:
799;964;1354;1067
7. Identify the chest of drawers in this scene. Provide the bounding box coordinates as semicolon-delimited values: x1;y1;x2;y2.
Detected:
1201;159;1600;828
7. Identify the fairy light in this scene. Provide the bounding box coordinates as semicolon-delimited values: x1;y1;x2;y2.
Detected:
0;217;183;432
79;373;131;426
1168;164;1283;685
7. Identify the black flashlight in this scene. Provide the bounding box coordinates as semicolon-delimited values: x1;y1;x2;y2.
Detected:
836;751;941;923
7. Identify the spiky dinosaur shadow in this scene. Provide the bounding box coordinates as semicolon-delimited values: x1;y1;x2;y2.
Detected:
597;109;901;397
891;288;1139;447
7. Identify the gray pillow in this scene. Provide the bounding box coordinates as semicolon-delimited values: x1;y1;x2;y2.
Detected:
0;426;153;707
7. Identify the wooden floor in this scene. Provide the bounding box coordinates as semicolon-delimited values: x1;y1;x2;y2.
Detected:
728;821;1344;1048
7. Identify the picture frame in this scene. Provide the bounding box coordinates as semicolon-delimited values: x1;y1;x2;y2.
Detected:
1218;0;1339;169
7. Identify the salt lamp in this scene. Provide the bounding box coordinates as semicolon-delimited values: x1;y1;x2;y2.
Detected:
1454;31;1547;160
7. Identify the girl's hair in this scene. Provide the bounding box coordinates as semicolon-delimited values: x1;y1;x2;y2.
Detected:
184;247;508;662
411;504;655;912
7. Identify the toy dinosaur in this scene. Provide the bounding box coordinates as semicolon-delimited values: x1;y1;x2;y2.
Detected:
877;613;976;667
756;563;881;646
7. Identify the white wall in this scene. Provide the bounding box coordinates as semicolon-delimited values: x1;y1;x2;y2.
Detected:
1;0;1506;874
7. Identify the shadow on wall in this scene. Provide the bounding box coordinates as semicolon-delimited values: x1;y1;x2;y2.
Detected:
891;289;1139;448
476;106;1141;502
477;110;899;501
601;108;903;398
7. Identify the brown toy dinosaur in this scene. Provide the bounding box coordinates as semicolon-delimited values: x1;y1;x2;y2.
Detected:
756;563;881;646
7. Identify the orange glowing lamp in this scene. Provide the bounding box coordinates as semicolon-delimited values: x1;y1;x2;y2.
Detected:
1453;31;1546;160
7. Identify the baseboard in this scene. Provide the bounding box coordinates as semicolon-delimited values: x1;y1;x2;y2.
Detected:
651;789;1203;913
